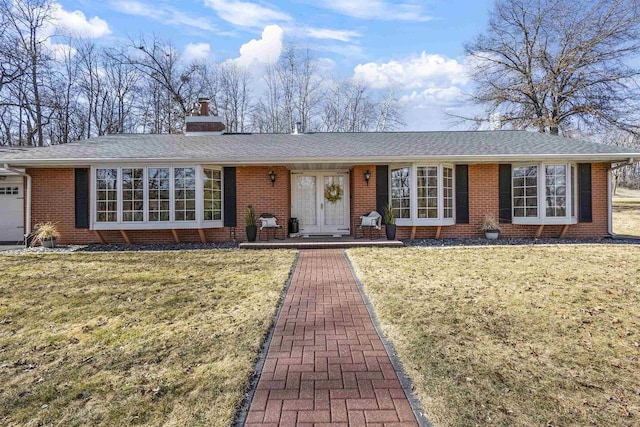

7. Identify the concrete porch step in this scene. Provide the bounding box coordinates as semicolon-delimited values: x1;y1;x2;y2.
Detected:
239;237;404;249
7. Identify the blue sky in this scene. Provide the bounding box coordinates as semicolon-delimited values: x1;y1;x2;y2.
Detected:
53;0;496;130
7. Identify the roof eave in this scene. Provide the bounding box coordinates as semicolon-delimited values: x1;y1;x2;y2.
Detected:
1;152;637;167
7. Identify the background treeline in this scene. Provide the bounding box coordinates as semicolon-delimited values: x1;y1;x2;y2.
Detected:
0;0;403;147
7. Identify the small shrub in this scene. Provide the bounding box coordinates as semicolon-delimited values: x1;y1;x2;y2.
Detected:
31;222;61;247
479;215;502;232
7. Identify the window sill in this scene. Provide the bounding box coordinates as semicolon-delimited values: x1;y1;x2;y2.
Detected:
92;221;224;230
396;219;456;227
512;218;578;226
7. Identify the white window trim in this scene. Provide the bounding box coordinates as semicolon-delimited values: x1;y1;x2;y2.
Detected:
512;162;578;226
391;163;456;227
91;165;224;230
202;166;224;224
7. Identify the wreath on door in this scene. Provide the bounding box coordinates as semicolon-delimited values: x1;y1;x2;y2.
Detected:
324;182;343;203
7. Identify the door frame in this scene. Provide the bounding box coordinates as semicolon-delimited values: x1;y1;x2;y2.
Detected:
291;170;350;236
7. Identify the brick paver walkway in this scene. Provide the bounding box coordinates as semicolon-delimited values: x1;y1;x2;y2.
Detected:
246;249;419;426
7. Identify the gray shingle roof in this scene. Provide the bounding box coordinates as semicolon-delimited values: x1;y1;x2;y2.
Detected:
0;131;637;166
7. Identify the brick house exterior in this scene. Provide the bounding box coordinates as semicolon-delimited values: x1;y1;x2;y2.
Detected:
0;106;637;245
12;161;613;245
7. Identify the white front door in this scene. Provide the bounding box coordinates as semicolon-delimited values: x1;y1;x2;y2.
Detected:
0;180;24;243
291;171;350;236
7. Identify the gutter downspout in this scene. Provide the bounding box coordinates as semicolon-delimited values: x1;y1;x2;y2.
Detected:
608;158;635;236
3;164;31;246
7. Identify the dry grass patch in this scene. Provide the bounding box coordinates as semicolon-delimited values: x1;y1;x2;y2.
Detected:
348;245;640;426
614;187;640;237
0;250;296;426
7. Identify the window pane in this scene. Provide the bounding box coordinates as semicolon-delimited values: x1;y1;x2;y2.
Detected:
96;168;118;222
391;167;411;219
513;166;538;218
417;166;438;219
443;167;453;218
175;167;196;222
148;168;170;222
545;165;567;217
203;168;223;222
122;168;144;222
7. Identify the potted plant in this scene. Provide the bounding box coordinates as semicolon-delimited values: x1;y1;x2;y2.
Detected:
383;203;396;240
245;205;257;242
32;222;61;248
479;215;502;240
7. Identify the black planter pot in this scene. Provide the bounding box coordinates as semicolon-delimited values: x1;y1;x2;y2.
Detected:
385;224;396;240
246;225;257;242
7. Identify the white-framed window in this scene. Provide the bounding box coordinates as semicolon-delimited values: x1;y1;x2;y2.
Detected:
203;168;222;221
92;165;223;230
0;187;19;195
122;168;144;222
148;168;170;222
96;168;118;223
174;167;197;221
390;164;456;226
391;166;411;219
512;162;577;225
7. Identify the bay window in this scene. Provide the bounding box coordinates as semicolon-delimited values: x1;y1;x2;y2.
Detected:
512;163;577;224
92;165;223;229
390;164;456;226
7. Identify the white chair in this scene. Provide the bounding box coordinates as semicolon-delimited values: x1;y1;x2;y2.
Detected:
258;213;285;240
355;211;382;239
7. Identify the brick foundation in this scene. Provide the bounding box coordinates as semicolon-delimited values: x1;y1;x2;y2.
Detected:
26;163;610;245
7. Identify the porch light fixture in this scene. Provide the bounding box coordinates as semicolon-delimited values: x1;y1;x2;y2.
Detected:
269;170;276;186
364;169;371;186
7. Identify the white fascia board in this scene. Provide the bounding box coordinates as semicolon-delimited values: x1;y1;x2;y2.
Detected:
1;153;638;167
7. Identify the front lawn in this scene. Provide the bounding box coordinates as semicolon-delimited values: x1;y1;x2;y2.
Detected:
0;250;296;426
349;245;640;426
613;187;640;237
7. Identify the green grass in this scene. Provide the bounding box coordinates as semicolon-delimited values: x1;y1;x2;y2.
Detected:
348;245;640;426
0;250;296;426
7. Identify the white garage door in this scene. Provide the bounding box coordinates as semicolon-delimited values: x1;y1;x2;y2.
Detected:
0;181;24;243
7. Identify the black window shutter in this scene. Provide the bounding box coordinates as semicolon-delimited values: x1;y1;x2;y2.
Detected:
74;168;90;229
376;165;389;218
455;165;469;224
498;164;512;223
223;167;237;227
578;163;592;223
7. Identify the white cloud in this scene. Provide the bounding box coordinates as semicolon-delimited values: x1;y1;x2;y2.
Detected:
233;24;284;67
110;0;217;32
183;43;211;62
400;87;465;106
353;52;468;91
306;27;360;42
51;3;111;38
319;0;430;21
204;0;290;28
50;43;77;61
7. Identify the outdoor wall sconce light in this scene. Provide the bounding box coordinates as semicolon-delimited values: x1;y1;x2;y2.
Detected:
269;170;276;186
364;169;371;186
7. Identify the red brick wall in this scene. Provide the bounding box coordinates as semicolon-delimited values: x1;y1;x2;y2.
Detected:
350;165;377;229
26;163;610;245
236;166;290;241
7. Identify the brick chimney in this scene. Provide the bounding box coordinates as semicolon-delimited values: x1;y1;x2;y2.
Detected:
185;97;226;135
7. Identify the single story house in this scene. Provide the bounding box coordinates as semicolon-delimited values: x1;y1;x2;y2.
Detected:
0;101;638;245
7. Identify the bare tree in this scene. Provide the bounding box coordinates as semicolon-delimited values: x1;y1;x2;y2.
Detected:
218;62;252;133
1;0;55;146
126;36;200;133
465;0;640;135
